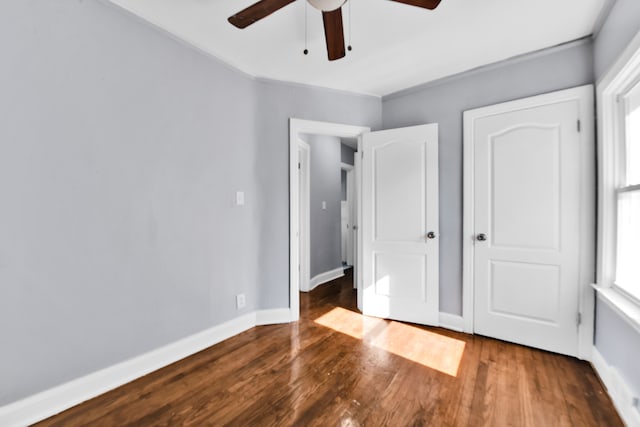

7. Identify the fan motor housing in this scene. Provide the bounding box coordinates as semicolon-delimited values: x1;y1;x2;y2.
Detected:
307;0;347;12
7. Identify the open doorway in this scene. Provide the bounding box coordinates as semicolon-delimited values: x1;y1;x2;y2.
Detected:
298;134;357;293
289;119;370;321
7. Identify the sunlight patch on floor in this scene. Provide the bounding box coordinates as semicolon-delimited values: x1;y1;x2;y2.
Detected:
314;306;385;339
314;307;465;377
370;321;465;377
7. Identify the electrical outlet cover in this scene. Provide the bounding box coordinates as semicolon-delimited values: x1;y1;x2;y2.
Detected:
236;294;246;309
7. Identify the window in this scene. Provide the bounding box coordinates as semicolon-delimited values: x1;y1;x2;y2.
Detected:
615;80;640;302
597;31;640;322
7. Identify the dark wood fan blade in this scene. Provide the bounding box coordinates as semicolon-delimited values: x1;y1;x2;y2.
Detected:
322;9;346;61
388;0;441;10
228;0;297;29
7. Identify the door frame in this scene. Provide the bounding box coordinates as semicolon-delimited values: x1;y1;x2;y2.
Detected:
289;118;370;321
462;85;595;360
340;162;355;269
298;140;311;292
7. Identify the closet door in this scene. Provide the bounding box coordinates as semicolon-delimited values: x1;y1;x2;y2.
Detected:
466;86;593;357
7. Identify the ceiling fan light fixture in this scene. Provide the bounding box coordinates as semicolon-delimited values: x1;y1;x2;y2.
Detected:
307;0;347;12
228;0;441;61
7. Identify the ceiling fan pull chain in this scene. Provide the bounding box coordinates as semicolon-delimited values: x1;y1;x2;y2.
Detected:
347;0;352;51
303;1;309;55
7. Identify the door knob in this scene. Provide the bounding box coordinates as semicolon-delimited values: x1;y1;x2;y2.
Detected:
477;233;487;241
426;231;437;239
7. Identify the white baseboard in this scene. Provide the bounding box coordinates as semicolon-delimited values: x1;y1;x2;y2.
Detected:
439;313;465;332
308;267;345;292
591;346;640;427
0;310;291;427
256;308;293;325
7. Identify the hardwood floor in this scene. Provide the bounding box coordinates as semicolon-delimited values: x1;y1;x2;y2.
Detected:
38;270;622;426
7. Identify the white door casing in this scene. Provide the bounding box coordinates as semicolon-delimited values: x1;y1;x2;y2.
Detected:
298;140;311;293
341;200;349;263
355;146;363;310
463;85;595;359
346;166;355;268
362;124;440;326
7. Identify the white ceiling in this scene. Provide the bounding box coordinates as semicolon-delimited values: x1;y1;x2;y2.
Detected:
109;0;608;97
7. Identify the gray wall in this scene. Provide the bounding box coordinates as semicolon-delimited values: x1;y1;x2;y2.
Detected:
341;143;355;201
302;134;343;278
595;302;640;391
0;0;259;405
340;142;356;165
0;0;381;406
592;0;640;401
593;0;640;78
382;40;594;315
341;170;348;201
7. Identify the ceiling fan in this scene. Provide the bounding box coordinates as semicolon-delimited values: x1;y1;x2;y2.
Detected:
228;0;441;61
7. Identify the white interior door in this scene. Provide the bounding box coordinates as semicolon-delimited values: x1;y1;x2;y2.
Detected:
362;124;439;326
470;96;584;356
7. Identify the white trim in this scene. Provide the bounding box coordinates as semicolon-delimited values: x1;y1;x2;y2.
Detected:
462;109;476;334
591;347;640;427
591;345;611;391
596;30;640;315
438;313;465;332
577;84;597;361
0;312;263;427
462;85;596;358
256;309;294;326
290;119;370;320
355;139;363;310
298;140;311;294
308;267;345;292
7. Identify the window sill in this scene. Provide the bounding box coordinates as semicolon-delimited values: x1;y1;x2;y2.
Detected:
592;284;640;335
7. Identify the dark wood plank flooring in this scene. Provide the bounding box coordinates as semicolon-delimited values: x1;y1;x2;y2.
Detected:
37;270;622;426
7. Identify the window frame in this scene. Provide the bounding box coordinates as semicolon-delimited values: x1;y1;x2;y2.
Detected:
613;83;640;303
596;30;640;330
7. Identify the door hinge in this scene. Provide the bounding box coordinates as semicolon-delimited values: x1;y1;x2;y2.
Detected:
577;119;581;133
577;312;582;326
361;151;364;159
298;162;301;169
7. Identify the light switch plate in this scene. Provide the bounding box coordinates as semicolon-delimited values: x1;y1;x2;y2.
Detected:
236;191;245;206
